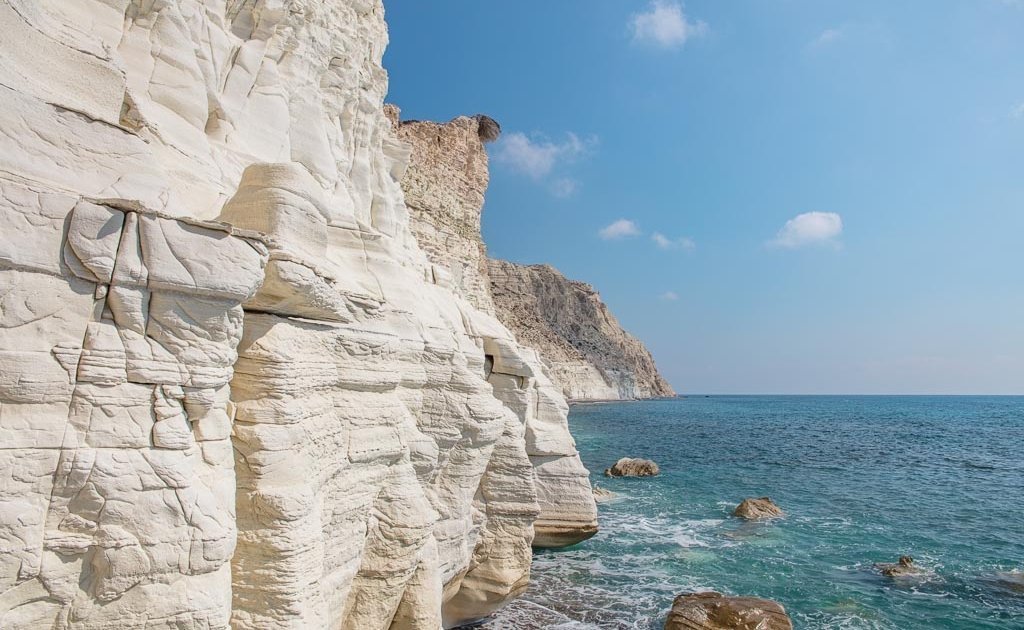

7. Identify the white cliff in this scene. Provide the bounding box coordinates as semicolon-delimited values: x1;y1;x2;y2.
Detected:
395;114;598;549
0;2;594;629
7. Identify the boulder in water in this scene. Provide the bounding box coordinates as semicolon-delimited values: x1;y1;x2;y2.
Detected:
604;457;659;477
664;591;793;630
732;497;784;520
593;486;617;502
875;555;923;577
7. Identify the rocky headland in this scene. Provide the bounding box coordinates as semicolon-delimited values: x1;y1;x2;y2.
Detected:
489;261;675;401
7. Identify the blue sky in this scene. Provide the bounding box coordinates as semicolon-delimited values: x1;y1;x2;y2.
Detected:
384;0;1024;394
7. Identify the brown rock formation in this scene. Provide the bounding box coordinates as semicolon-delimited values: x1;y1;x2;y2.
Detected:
875;556;923;577
733;497;784;520
604;457;660;477
664;592;794;630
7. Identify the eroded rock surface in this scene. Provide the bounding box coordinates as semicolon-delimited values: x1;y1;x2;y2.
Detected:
875;556;923;578
732;497;784;520
396;113;598;551
0;1;595;628
605;457;661;477
489;261;675;401
664;592;794;630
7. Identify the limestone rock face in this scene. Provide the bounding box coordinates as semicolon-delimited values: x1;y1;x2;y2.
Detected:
664;592;794;630
489;261;675;401
0;1;594;629
396;113;498;314
397;114;598;551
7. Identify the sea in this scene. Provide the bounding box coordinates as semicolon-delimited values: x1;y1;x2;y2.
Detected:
483;396;1024;629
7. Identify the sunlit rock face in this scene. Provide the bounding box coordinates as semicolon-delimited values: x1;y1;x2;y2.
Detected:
396;114;599;551
489;261;676;401
0;1;593;628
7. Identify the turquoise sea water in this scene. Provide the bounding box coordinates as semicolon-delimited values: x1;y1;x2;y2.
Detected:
489;396;1024;629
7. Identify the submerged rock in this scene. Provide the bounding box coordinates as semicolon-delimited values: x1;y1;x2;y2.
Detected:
732;497;784;520
664;592;794;630
593;486;617;502
984;571;1024;595
604;457;660;477
875;555;923;577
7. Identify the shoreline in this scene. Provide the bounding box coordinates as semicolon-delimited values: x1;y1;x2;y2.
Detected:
568;395;685;406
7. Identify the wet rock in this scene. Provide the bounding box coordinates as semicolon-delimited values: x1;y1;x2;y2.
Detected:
732;497;784;520
664;591;793;630
875;555;923;577
604;457;659;477
985;571;1024;595
593;486;617;502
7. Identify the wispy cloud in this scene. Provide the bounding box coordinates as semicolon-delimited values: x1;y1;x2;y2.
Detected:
769;211;844;248
494;132;593;179
652;232;696;251
599;219;641;240
550;177;579;198
660;291;680;301
631;1;708;50
809;27;844;50
1011;102;1024;119
493;131;596;197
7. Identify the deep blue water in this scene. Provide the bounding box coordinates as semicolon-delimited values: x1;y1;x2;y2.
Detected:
497;396;1024;629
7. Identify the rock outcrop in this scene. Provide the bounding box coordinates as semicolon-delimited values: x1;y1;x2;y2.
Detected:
875;556;923;577
395;112;498;314
605;458;661;477
732;497;784;520
664;592;794;630
396;114;598;551
489;261;675;401
0;1;594;628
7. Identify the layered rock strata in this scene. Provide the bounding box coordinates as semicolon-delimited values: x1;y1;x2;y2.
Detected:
396;114;598;550
488;261;675;401
0;1;594;629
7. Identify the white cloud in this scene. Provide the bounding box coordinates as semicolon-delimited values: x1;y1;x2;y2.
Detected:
652;232;696;251
631;1;708;50
494;132;593;179
1012;102;1024;119
550;177;579;198
808;27;845;50
660;291;680;301
599;219;641;240
769;211;844;248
